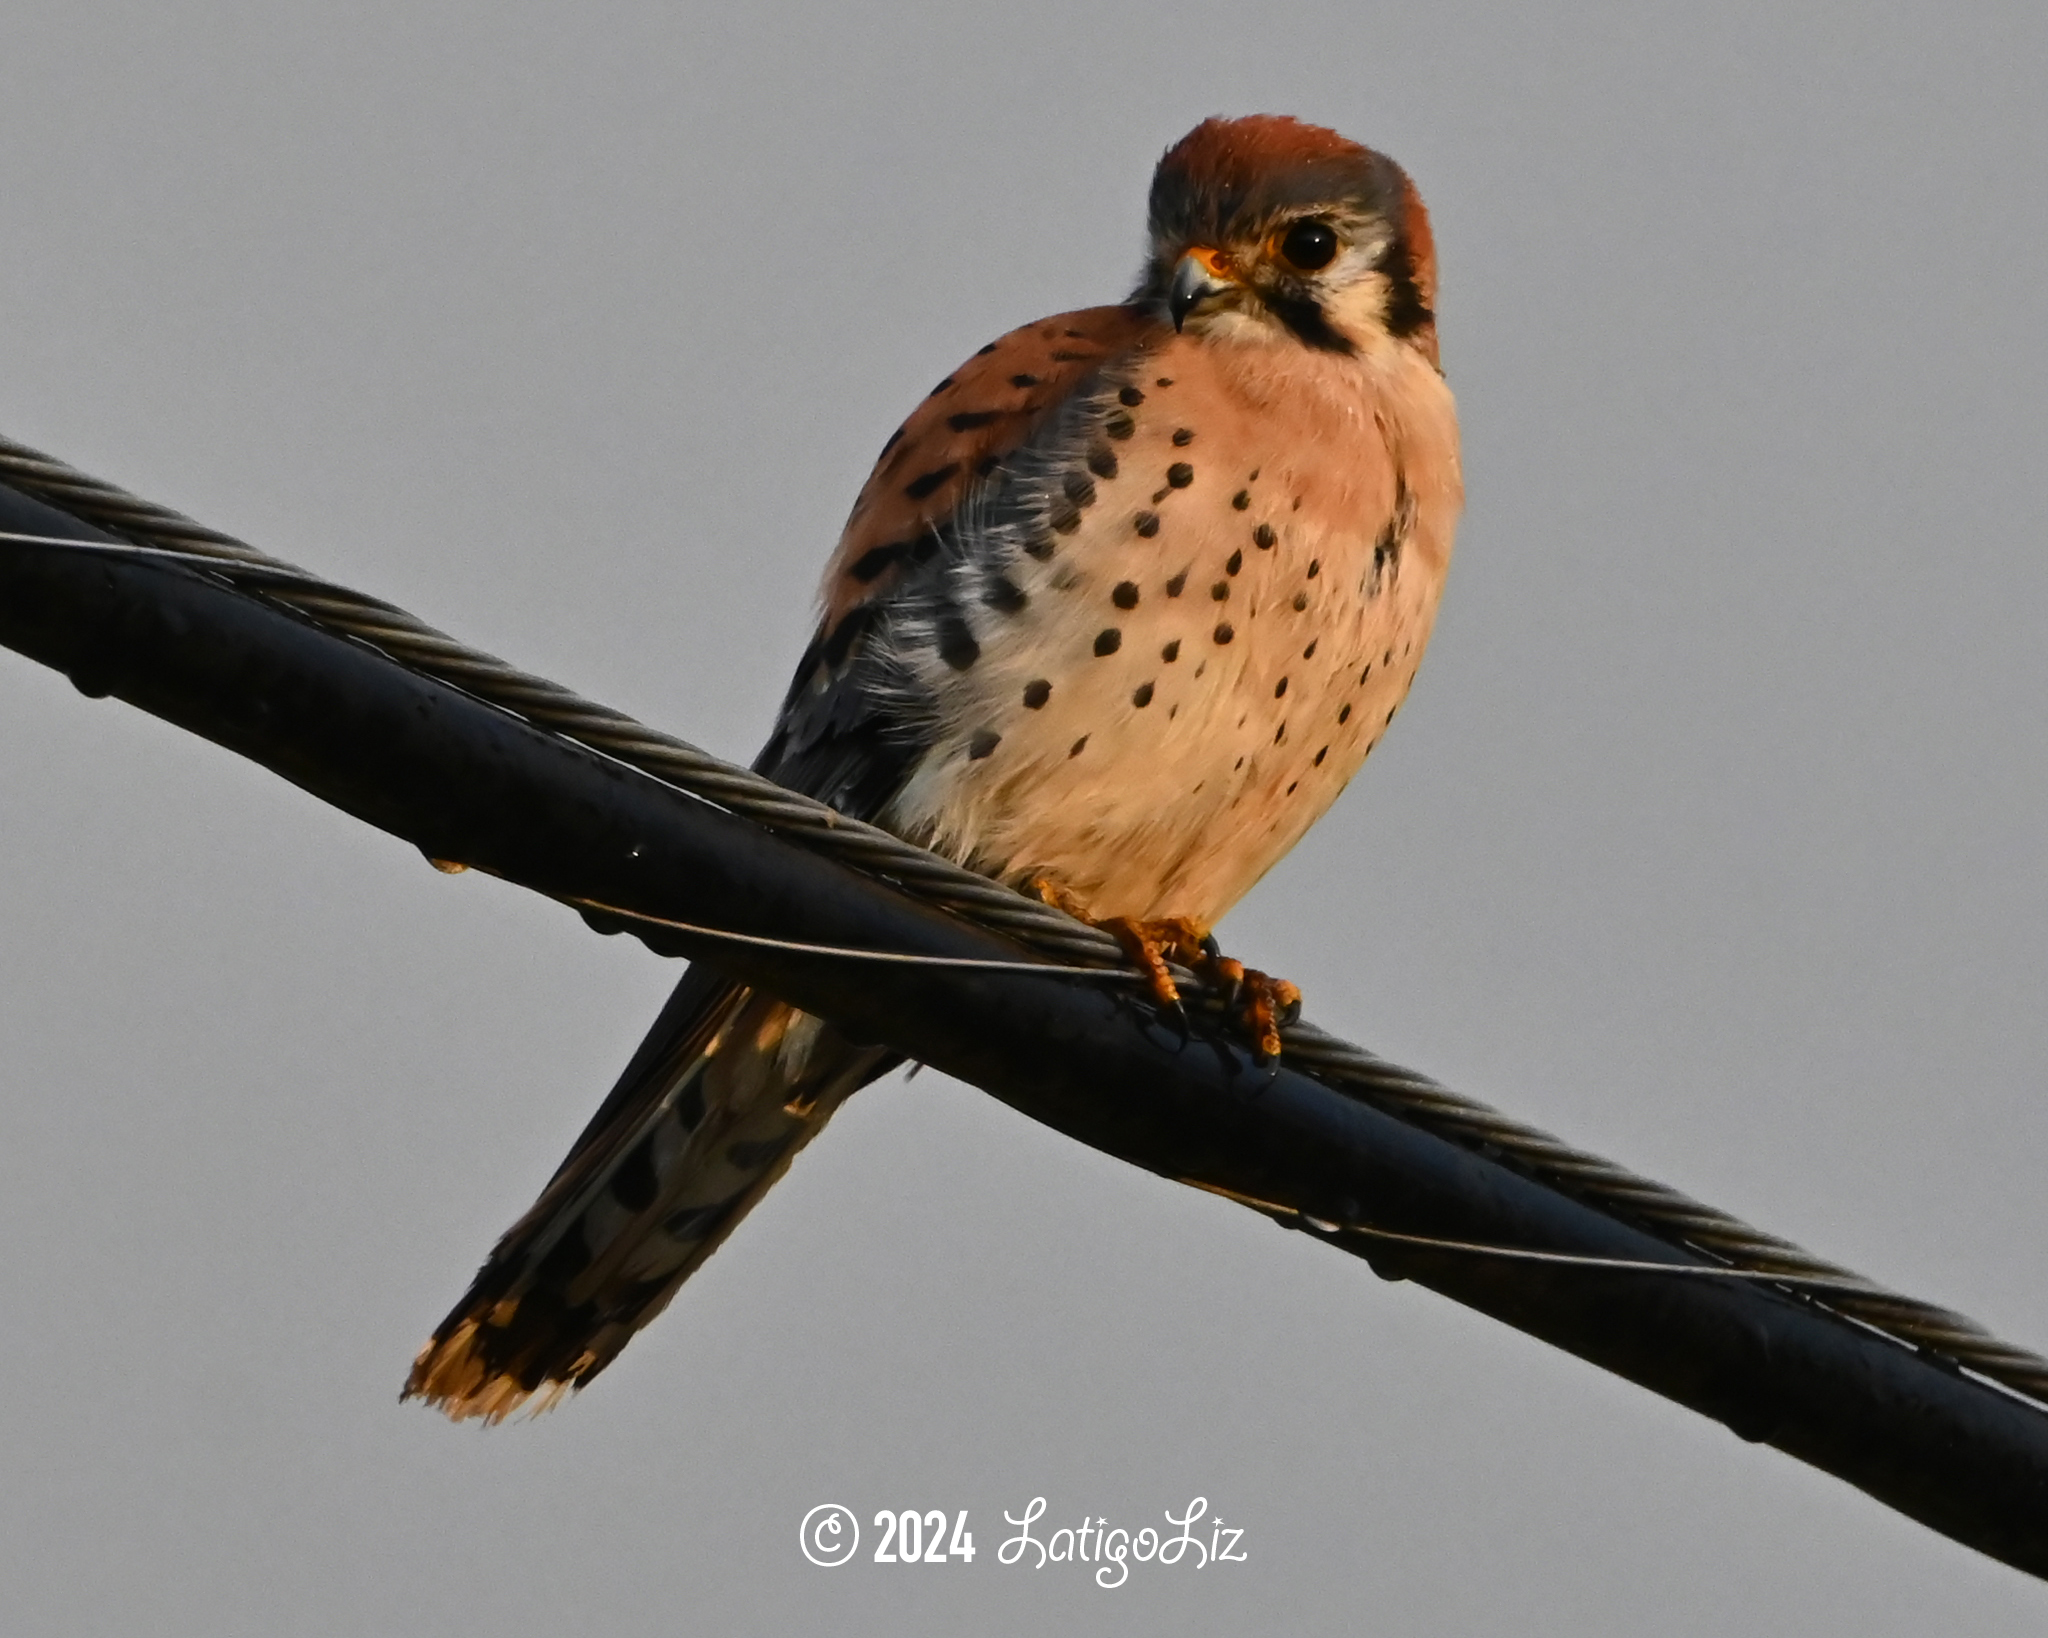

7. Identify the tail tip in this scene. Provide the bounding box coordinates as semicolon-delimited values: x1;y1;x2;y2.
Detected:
402;1318;579;1424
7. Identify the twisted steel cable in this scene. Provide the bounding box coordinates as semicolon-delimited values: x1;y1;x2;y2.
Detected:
4;428;2042;1405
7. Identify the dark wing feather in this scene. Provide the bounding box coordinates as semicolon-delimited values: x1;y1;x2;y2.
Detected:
409;305;1160;1418
756;304;1155;818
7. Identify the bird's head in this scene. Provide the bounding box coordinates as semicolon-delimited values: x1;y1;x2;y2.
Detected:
1136;114;1438;368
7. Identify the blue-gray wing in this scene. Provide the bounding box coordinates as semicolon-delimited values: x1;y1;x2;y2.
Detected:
756;302;1158;820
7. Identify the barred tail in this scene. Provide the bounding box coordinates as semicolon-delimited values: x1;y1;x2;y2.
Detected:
405;965;895;1421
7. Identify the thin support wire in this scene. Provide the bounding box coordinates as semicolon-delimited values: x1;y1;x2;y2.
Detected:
1182;1179;1933;1297
3;434;2043;1407
557;893;1147;980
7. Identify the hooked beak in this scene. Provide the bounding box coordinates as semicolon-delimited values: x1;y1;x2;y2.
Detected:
1167;249;1233;331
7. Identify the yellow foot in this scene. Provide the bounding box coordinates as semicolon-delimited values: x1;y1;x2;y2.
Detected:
1026;878;1300;1061
1200;956;1303;1063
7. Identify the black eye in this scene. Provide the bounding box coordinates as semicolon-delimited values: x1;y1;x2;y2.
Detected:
1277;219;1339;272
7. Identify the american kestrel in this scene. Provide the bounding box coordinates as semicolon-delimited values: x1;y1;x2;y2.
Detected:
408;114;1463;1420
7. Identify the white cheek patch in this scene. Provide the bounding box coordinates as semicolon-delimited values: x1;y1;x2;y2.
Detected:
1320;271;1397;347
1324;233;1389;297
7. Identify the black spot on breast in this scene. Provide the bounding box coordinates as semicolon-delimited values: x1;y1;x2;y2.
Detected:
1254;523;1277;549
948;409;1001;431
1314;746;1328;765
936;611;980;670
1134;510;1160;537
1088;447;1119;479
906;464;959;500
1048;500;1083;534
881;426;905;456
1156;376;1174;387
1151;487;1170;503
1104;410;1136;440
1338;703;1352;723
967;729;1001;760
1069;735;1089;757
1231;490;1250;510
1023;679;1052;708
1119;385;1145;406
1214;622;1235;644
1307;559;1321;579
1275;677;1289;697
930;377;955;395
1211;581;1229;601
1012;373;1041;388
1360;663;1373;683
1023;533;1056;561
1094;628;1123;656
1287;780;1299;795
1292;592;1309;612
1064;472;1097;507
1226;549;1243;576
1303;639;1318;659
1051;349;1091;361
1275;722;1287;743
1112;581;1140;609
1132;681;1155;708
1165;571;1188;596
1166;463;1194;488
849;541;909;582
976;342;999;356
1172;427;1194;446
1161;639;1181;662
1385;706;1397;725
982;574;1028;614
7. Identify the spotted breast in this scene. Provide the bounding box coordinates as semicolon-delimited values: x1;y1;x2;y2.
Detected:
771;305;1459;928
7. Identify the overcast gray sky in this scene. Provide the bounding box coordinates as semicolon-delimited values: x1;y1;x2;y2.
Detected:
3;2;2046;1632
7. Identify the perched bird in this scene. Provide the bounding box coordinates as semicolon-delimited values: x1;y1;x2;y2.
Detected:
406;113;1463;1420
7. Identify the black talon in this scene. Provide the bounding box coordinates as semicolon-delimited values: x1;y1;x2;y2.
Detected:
1157;996;1195;1048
